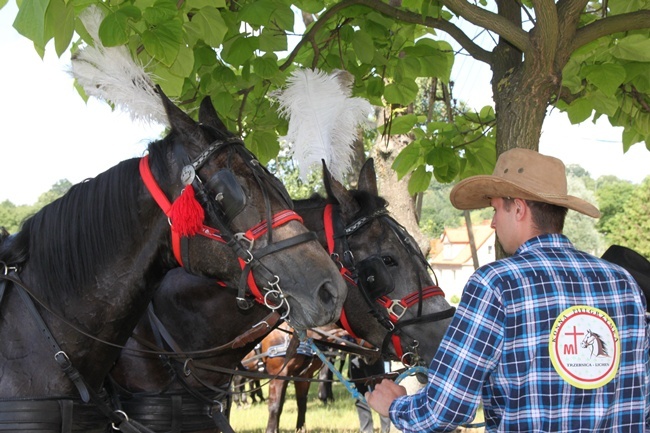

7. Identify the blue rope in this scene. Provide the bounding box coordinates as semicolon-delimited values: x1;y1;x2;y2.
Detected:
299;332;486;429
299;331;367;403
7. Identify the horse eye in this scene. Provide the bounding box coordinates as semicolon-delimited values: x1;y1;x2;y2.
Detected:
382;256;396;267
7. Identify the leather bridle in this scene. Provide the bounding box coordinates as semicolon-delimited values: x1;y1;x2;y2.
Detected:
322;203;455;365
140;137;318;317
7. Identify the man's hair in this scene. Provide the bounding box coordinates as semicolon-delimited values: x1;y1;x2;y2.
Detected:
503;198;567;232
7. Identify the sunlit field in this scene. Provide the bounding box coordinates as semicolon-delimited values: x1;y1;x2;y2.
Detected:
228;378;485;433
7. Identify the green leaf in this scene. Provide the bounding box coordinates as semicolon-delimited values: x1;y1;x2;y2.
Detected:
45;0;74;56
212;91;235;119
479;105;496;121
99;11;130;46
624;62;650;93
238;0;276;27
384;79;419;105
169;43;194;77
185;7;227;46
612;34;650;62
462;142;496;177
185;0;226;10
403;39;453;81
583;63;626;96
622;127;643;151
221;35;257;67
408;166;432;195
142;18;183;66
565;98;593;124
153;63;185;96
143;0;177;25
270;3;294;32
589;90;619;116
117;5;143;20
352;30;374;64
247;130;280;165
390;114;418;135
259;27;287;52
251;56;279;79
392;142;421;178
13;0;49;49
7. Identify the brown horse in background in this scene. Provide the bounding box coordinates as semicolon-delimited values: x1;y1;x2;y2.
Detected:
238;323;346;433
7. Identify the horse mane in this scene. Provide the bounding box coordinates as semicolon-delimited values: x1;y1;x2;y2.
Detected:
0;158;144;302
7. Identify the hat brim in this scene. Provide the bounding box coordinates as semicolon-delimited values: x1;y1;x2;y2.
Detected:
450;176;601;218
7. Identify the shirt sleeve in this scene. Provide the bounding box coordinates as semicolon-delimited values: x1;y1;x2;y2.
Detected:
389;270;505;432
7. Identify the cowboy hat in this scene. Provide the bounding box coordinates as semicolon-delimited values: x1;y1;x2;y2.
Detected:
450;148;600;218
601;245;650;309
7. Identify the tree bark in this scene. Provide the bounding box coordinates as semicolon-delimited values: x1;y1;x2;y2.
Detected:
371;107;430;256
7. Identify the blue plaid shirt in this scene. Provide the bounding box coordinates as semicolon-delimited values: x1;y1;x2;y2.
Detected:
390;234;649;432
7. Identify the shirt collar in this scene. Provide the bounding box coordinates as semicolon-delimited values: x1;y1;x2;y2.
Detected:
515;233;573;256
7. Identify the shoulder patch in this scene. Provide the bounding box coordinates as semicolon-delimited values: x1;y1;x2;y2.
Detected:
549;305;620;389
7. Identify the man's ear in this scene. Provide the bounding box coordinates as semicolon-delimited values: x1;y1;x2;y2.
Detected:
514;198;526;219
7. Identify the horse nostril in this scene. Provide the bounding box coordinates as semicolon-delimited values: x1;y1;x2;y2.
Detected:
318;283;334;306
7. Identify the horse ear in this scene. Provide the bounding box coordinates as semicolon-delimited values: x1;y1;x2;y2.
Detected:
322;160;360;216
357;158;378;196
158;85;197;136
198;96;231;135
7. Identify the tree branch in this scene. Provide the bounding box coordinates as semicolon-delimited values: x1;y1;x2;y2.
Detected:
279;0;494;69
439;0;531;53
530;0;560;61
571;10;650;52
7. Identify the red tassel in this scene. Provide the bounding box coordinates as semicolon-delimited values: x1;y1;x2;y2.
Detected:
169;184;205;236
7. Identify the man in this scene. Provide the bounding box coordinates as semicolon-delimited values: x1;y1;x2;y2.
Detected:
366;148;649;432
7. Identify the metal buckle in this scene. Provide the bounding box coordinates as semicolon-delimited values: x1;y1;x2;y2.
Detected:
387;300;407;320
234;232;254;250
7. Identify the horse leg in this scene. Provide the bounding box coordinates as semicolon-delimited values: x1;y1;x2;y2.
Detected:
317;366;332;404
253;379;265;403
266;378;288;433
294;379;311;432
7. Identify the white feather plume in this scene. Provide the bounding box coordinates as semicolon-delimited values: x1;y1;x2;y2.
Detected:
70;5;168;126
273;69;374;182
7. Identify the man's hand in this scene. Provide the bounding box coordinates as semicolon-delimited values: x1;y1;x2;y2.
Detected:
365;378;407;417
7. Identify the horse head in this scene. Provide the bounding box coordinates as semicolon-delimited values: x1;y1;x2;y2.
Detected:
162;93;347;330
302;159;455;367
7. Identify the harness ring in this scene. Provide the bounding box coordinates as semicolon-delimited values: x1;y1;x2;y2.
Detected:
111;410;129;431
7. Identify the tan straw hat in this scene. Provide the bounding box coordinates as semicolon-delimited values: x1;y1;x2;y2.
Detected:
450;148;600;218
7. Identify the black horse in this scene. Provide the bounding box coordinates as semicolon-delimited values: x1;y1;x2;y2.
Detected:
107;117;455;432
0;92;346;432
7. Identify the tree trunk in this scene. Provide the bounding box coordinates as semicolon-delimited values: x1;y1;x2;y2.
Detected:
371;108;430;256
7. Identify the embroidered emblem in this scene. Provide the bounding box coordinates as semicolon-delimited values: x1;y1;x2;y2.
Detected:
549;305;620;389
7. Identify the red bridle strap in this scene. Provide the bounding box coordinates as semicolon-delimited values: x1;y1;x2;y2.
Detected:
236;209;304;303
376;285;446;323
323;204;355;280
139;155;228;266
376;285;446;360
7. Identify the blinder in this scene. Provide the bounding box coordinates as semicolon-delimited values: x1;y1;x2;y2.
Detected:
356;255;395;299
205;169;247;223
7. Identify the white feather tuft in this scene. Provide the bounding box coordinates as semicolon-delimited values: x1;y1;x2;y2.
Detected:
70;5;168;126
273;68;374;182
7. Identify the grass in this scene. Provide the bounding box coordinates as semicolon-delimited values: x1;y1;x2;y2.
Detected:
228;378;486;433
229;381;372;433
